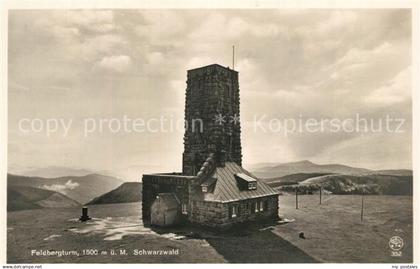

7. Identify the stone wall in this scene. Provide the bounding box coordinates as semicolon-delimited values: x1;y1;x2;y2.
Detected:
182;64;242;175
189;195;279;229
222;195;279;227
189;200;228;228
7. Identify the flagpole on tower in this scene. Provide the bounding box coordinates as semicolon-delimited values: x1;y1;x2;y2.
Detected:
232;45;235;70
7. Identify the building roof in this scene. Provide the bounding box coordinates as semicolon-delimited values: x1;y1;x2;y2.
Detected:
235;173;257;183
193;162;279;203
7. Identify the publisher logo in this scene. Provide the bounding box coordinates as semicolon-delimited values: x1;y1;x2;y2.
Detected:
389;236;404;257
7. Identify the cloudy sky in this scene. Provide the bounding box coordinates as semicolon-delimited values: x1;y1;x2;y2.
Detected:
8;9;412;177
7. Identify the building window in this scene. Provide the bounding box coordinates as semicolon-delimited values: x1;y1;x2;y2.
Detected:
231;205;237;218
202;186;208;193
260;201;264;212
182;203;188;215
248;182;257;190
254;201;259;213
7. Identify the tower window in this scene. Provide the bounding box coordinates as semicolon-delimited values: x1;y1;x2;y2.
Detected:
227;85;232;100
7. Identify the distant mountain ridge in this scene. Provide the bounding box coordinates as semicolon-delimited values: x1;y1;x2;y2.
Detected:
7;173;123;204
250;160;412;179
11;165;167;182
273;173;412;195
19;166;94;178
87;182;142;205
8;160;412;209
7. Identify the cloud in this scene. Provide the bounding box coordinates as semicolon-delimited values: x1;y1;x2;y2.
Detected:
93;55;132;73
50;10;115;33
188;13;283;43
79;34;127;61
8;9;412;171
146;51;165;65
365;67;411;105
42;180;80;194
135;10;186;46
314;132;412;170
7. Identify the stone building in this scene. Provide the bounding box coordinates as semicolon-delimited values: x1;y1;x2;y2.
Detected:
142;64;279;230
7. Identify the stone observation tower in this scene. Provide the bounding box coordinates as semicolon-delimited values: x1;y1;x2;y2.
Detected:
142;64;279;230
182;64;242;175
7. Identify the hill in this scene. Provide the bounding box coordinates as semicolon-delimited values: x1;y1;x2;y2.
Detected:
250;160;413;179
272;173;412;195
262;173;334;187
8;185;80;211
86;182;142;205
251;160;370;178
20;166;94;178
7;173;123;204
372;169;412;176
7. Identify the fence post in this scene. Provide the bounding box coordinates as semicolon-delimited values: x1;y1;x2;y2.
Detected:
319;186;322;205
361;190;364;222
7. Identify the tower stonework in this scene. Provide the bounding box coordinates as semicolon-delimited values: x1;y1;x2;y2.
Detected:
142;63;280;229
182;64;242;175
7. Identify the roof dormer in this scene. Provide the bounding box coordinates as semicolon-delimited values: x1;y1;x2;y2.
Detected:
201;177;217;193
235;173;257;191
